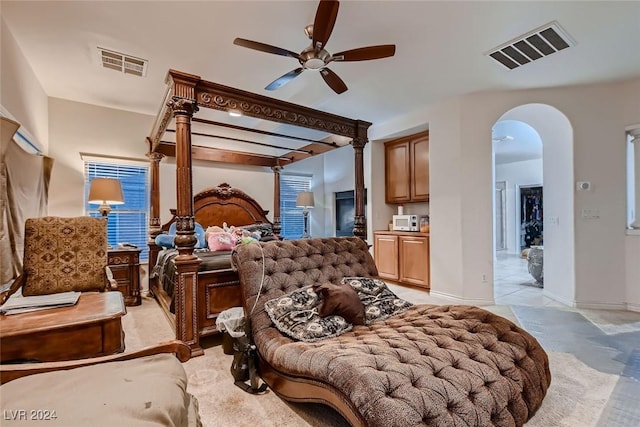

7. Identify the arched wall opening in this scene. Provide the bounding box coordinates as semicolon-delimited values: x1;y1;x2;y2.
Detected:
492;103;575;305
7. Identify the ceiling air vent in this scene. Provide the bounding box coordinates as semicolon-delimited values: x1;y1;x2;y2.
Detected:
486;21;574;70
99;47;148;77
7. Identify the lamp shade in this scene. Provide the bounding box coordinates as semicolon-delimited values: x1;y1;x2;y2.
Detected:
88;178;124;205
296;191;314;208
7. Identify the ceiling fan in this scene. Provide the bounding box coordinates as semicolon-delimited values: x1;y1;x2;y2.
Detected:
233;0;396;94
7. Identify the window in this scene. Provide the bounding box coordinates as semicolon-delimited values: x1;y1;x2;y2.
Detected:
280;174;312;239
84;161;149;260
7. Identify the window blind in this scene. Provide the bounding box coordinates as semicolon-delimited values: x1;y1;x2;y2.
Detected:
84;161;149;261
280;174;311;240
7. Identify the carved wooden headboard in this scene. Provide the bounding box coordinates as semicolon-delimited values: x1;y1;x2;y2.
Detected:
162;183;271;231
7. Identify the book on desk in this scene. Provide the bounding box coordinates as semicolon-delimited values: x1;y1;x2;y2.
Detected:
0;291;80;315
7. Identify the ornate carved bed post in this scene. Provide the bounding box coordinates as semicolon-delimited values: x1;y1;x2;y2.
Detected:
272;164;282;236
352;120;370;240
146;145;164;294
167;72;203;356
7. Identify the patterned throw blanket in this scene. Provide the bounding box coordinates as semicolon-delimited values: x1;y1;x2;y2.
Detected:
152;249;233;307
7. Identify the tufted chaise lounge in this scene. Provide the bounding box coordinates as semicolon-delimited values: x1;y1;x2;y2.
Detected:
232;237;551;427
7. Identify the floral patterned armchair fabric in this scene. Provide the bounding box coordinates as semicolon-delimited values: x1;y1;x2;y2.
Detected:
1;216;117;304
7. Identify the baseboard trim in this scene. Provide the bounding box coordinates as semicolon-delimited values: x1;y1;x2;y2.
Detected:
625;303;640;313
541;289;574;307
429;290;494;306
574;301;628;310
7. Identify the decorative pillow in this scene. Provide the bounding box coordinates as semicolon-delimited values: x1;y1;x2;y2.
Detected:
207;232;236;252
264;286;352;342
155;222;207;249
155;233;175;249
239;223;274;238
341;277;413;324
313;282;366;325
194;223;207;249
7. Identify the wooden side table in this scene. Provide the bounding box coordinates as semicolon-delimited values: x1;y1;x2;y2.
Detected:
0;292;126;363
107;248;142;306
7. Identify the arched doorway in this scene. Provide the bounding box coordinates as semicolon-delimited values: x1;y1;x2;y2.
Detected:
492;104;575;306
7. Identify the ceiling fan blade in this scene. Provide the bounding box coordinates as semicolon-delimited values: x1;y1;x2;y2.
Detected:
332;45;396;62
265;68;305;90
312;0;339;50
233;38;300;59
320;68;348;94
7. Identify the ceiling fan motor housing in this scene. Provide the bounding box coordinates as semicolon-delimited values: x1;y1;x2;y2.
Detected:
300;47;331;70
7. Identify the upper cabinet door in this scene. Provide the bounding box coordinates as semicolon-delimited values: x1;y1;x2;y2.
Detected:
384;131;429;204
411;134;430;202
385;141;411;203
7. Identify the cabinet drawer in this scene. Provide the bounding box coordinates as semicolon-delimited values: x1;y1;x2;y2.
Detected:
107;248;142;306
109;265;131;283
108;253;137;265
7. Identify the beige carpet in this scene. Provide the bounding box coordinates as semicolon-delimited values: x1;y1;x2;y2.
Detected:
123;296;618;427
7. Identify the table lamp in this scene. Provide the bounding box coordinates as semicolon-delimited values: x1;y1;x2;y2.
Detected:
88;178;124;217
296;191;314;238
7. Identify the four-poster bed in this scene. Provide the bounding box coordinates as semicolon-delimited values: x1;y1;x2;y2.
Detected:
149;183;273;340
146;69;371;355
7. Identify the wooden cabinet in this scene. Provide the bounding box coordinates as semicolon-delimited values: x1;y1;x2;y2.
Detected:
384;131;429;203
398;235;430;287
107;248;142;306
373;233;399;280
373;231;430;289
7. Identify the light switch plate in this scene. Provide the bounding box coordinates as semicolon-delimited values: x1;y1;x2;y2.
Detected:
581;209;600;219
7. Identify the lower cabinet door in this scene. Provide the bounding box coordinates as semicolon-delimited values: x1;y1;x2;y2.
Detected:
374;234;399;280
399;236;430;288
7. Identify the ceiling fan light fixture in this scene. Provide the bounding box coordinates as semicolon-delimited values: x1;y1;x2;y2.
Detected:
305;57;326;70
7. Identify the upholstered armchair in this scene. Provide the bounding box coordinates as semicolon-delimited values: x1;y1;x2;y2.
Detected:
1;340;202;426
1;216;118;305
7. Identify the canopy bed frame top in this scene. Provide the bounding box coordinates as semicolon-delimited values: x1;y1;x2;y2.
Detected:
145;69;372;355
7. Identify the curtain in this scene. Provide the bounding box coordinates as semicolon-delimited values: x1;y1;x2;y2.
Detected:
0;117;53;285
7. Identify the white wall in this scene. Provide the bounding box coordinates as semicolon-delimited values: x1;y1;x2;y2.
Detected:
286;142;377;241
10;21;639;311
158;159;274;226
47;98;279;227
1;18;48;152
47;98;153;217
268;154;325;236
499;104;574;306
372;77;640;309
627;234;640;312
495;159;543;253
321;146;354;238
427;98;470;301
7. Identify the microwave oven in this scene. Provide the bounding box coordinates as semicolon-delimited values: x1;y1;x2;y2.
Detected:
392;215;429;232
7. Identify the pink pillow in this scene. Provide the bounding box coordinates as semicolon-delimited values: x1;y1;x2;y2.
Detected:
207;232;236;251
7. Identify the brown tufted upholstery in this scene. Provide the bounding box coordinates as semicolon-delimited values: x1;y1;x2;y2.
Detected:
1;217;116;301
232;237;551;427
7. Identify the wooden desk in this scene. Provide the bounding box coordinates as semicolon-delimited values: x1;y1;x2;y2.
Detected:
0;292;126;363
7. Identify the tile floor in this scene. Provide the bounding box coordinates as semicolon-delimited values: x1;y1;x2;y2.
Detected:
387;253;640;426
493;251;563;307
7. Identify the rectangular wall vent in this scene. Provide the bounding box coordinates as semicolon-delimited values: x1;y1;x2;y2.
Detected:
486;21;574;70
98;47;148;77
